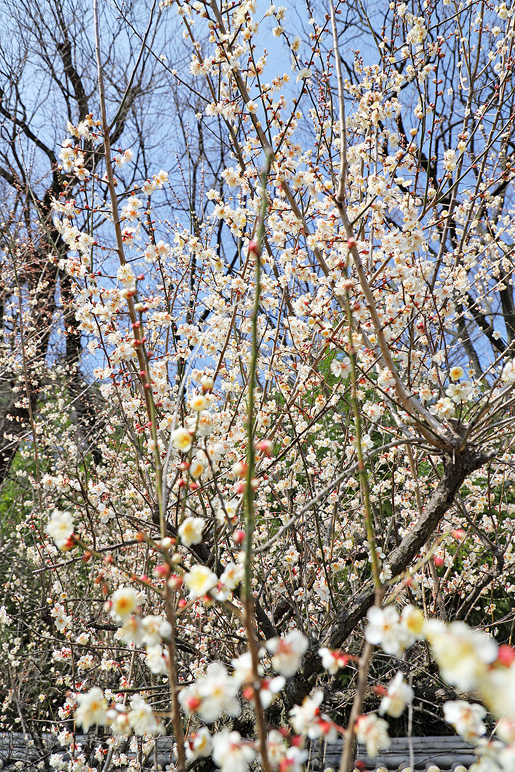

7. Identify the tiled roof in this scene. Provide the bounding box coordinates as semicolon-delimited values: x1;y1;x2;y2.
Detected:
309;737;477;771
0;734;477;771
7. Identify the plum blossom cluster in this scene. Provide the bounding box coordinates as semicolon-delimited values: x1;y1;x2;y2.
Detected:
75;687;163;736
364;605;515;766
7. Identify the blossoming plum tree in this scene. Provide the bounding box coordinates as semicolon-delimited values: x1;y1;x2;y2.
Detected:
3;0;515;771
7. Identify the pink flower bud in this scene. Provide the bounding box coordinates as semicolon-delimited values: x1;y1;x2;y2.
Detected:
248;239;261;256
168;574;183;590
498;644;515;667
232;461;248;478
256;439;273;456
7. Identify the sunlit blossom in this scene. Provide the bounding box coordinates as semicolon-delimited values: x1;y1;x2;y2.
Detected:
289;690;324;735
365;606;411;656
186;727;213;759
75;688;108;732
46;510;74;549
443;700;487;741
184;565;218;598
178;516;205;547
110;587;140;621
355;713;391;756
425;620;498;692
379;672;413;718
266;629;308;677
179;663;241;722
172;426;193;451
128;694;162;735
212;730;256;772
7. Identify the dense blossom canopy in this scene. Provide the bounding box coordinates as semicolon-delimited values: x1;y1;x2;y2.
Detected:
2;0;515;770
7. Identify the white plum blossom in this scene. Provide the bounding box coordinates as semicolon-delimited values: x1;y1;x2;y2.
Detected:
331;356;351;378
59;139;75;172
479;662;515;719
266;629;308;677
377;368;396;390
379;563;392;583
184;565;218;599
266;730;289;770
365;606;411;656
141;615;172;646
17;4;515;766
450;365;465;381
220;562;244;591
46;510;74;549
212;730;256;772
425;620;498;692
178;516;205;547
443;149;458;171
75;688;108;732
116;264;136;288
120;196;143;221
110;587;140;621
154;169;168;187
259;676;287;708
179;663;241;723
222;167;243;188
114;148;133;167
172;426;193;451
379;672;414;718
128;694;162;735
319;647;351;674
281;746;309;772
289;690;324;736
189;458;206;479
196;663;241;722
145;644;168;674
499;744;515;772
141;179;156;196
446;381;473;404
189;394;209;411
502;359;515;384
186;727;213;759
266;730;308;771
401;605;425;641
216;497;241;525
497;718;515;744
108;706;131;736
232;651;262;686
430;396;455;419
296;67;312;82
497;2;510;19
117;615;143;645
443;700;487;741
355;713;391;756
